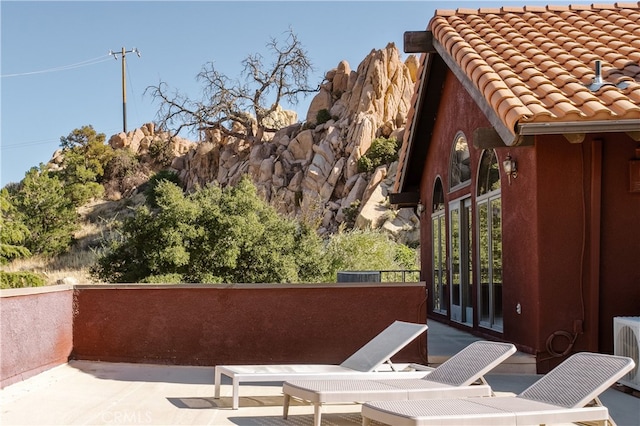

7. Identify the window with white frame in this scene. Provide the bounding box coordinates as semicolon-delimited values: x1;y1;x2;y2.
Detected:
476;149;503;331
450;132;471;190
431;178;447;314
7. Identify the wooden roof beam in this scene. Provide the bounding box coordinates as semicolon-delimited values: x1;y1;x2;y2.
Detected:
474;128;534;149
389;191;420;208
404;31;436;53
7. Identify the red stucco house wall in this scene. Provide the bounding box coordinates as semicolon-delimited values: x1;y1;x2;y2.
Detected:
418;68;640;372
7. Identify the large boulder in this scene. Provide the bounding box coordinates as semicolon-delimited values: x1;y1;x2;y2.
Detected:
306;87;333;124
72;43;420;242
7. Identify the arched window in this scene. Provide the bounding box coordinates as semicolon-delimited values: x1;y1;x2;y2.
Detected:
477;149;501;195
431;178;447;314
476;149;503;331
450;132;471;190
432;177;444;212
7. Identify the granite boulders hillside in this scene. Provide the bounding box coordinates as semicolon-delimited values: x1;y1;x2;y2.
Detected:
97;43;421;244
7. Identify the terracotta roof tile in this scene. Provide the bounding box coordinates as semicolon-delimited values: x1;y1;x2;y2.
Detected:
501;6;527;13
582;100;616;117
609;98;640;116
545;91;572;104
624;84;640;104
429;3;640;133
540;64;573;80
479;8;502;14
549;101;584;118
457;8;481;15
519;94;542;106
547;4;571;11
504;105;531;128
571;89;599;105
499;100;532;127
477;70;502;93
599;87;627;103
524;102;554;118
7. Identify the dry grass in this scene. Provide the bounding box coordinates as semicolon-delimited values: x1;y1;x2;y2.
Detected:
3;195;146;286
2;255;96;285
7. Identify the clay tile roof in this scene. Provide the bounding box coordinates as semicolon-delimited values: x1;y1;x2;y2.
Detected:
428;2;640;136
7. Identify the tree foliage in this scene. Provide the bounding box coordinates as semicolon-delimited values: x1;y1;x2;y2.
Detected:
0;188;31;264
92;177;328;284
324;228;418;276
0;271;45;289
147;29;316;144
1;125;111;260
102;148;150;198
92;177;417;284
56;125;113;205
357;137;401;173
12;167;79;256
144;170;181;207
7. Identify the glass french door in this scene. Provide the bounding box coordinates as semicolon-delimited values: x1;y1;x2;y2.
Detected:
449;197;473;325
477;195;503;331
431;211;447;315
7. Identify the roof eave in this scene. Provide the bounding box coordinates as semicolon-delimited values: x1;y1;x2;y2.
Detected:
518;119;640;137
395;55;430;196
432;37;518;147
394;51;448;203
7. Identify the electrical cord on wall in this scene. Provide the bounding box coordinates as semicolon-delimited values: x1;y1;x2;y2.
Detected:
542;144;588;362
543;330;579;360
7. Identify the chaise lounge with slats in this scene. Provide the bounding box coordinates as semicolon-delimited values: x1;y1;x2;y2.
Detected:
213;320;429;409
282;340;516;426
361;352;635;426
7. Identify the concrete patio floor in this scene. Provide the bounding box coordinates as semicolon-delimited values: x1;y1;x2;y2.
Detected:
1;322;638;425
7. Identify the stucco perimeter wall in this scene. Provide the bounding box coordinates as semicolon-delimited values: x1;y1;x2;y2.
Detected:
0;285;74;388
72;283;428;366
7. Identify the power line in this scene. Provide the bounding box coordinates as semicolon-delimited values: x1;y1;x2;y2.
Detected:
1;55;112;78
109;47;141;133
0;127;123;151
0;137;60;150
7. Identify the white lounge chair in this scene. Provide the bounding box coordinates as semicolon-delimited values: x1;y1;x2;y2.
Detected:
282;340;516;426
361;352;635;426
214;320;429;409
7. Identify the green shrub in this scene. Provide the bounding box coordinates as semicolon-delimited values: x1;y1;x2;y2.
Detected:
394;243;419;269
104;149;141;180
56;125;114;205
316;108;331;125
14;167;78;256
342;200;361;229
92;177;327;284
356;156;374;174
357;137;400;173
148;137;174;168
144;170;181;207
323;229;418;281
66;181;104;206
0;188;31;264
0;271;46;289
140;273;183;284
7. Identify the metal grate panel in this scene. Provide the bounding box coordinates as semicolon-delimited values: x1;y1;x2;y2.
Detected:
519;352;635;408
426;341;515;386
614;316;640;390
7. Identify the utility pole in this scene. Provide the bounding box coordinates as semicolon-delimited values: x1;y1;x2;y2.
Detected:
109;47;141;133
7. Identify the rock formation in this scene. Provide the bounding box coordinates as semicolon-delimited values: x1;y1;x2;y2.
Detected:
101;43;421;243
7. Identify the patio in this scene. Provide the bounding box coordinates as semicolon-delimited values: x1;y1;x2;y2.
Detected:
1;322;638;426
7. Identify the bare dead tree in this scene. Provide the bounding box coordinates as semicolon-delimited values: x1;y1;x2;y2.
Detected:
146;29;317;144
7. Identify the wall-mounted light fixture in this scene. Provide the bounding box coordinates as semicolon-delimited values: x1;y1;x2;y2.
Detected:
503;154;517;184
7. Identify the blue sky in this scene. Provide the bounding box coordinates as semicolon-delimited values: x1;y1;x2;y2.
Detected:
1;0;571;186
